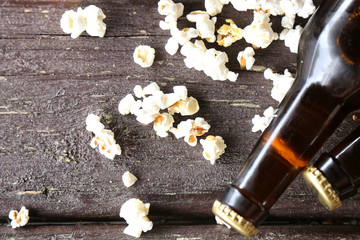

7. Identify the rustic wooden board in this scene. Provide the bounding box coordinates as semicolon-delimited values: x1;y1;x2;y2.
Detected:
1;0;360;238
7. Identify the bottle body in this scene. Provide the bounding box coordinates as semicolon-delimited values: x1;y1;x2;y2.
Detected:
303;126;360;210
213;0;360;236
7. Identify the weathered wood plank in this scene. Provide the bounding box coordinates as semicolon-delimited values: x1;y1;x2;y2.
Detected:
2;223;360;240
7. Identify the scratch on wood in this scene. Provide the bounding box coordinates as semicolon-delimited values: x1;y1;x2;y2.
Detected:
163;77;175;81
164;193;177;195
251;65;267;72
91;94;106;98
41;10;49;14
0;111;29;115
24;9;32;13
207;99;251;103
25;129;55;133
230;103;261;108
39;70;47;74
0;76;6;81
100;71;112;75
17;190;43;195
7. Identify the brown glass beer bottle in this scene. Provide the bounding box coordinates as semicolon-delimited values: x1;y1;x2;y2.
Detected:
212;0;360;237
303;125;360;210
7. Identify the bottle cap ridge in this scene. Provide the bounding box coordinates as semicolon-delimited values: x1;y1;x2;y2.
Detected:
302;165;342;211
212;200;258;237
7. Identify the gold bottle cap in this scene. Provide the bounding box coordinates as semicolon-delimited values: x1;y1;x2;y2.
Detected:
212;200;258;237
302;165;342;211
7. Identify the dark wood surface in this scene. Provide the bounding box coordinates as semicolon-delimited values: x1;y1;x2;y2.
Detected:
1;0;360;239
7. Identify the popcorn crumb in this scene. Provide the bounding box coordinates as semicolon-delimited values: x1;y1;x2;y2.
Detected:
133;45;156;68
122;171;138;187
60;5;106;38
9;206;29;229
200;135;226;164
264;68;295;102
86;114;121;159
243;10;278;49
217;19;244;47
251;106;275;132
153;113;175;137
280;25;303;53
120;198;153;238
237;47;255;70
119;94;141;115
215;216;231;229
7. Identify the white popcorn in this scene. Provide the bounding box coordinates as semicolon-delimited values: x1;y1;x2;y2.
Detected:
9;206;29;229
259;0;284;16
217;19;244;47
86;114;121;159
187;11;217;43
243;10;278;49
203;48;237;81
264;68;295;102
135;108;160;125
173;86;188;100
281;14;296;29
170;118;210;146
118;94;136;115
165;36;179;55
205;0;230;16
143;82;161;96
251;106;275;132
153;113;175;137
158;0;184;19
280;25;303;53
133;85;143;99
297;0;316;18
170;27;199;46
133;45;156;68
180;40;207;71
230;0;260;11
122;171;138;188
83;5;106;37
85;113;105;134
237;47;255;70
120;198;153;238
279;0;315;28
60;8;87;39
159;14;178;30
200;135;227;164
168;97;199;116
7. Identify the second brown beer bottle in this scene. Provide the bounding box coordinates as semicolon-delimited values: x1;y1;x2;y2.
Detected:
212;0;360;237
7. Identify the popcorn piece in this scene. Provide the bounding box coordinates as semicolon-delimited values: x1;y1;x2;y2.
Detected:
297;0;316;18
215;216;231;229
9;206;29;229
122;171;138;187
203;48;238;82
205;0;230;16
264;68;295;102
200;135;227;164
143;82;161;96
173;86;187;100
251;106;275;132
85;113;105;134
237;47;255;70
118;94;136;115
168;97;199;116
159;14;178;30
230;0;260;11
170;118;210;146
165;36;179;55
170;27;199;46
133;85;143;99
135;108;160;125
86;114;122;159
60;8;87;39
217;19;244;47
187;11;217;43
133;45;156;68
279;0;315;28
259;0;284;16
180;40;207;71
120;198;153;238
280;25;303;53
158;0;184;18
83;5;106;37
281;14;296;29
243;10;278;49
153;113;175;137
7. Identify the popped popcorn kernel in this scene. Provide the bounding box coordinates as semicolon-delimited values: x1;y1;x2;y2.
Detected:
264;68;295;102
187;11;217;43
170;118;210;146
8;206;29;229
120;198;153;238
243;9;278;49
217;19;244;47
205;0;230;16
230;0;260;12
168;97;199;116
237;47;255;70
158;0;184;19
133;45;156;68
118;94;137;115
60;8;87;39
251;106;275;132
280;25;303;53
170;27;199;46
200;135;227;164
153;113;175;137
180;40;207;71
83;5;106;37
86;114;121;159
122;171;138;188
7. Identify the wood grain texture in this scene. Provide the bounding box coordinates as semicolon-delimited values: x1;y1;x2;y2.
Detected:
1;0;360;238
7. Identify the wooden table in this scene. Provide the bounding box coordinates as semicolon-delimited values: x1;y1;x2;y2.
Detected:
1;0;360;239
